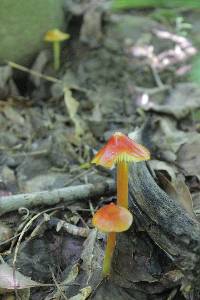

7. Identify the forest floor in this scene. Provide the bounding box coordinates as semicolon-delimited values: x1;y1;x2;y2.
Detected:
0;2;200;300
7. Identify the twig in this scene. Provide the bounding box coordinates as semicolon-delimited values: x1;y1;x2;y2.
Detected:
13;207;63;266
150;64;164;88
50;267;69;300
12;206;63;299
49;217;91;237
64;169;94;187
0;180;115;216
134;85;170;95
8;61;60;84
8;61;88;93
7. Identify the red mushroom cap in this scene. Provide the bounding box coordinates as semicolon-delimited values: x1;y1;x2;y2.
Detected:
91;132;150;168
92;203;133;233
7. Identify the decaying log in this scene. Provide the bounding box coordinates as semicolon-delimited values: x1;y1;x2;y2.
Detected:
128;162;200;285
0;180;115;216
99;161;200;300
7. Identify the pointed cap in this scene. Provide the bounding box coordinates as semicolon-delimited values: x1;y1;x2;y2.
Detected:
44;29;70;42
92;203;133;233
92;132;150;168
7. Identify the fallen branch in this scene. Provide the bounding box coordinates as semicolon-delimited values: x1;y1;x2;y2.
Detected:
0;180;115;216
129;162;200;281
112;161;200;296
48;217;91;237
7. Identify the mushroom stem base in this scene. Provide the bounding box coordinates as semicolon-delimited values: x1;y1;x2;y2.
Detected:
103;232;116;277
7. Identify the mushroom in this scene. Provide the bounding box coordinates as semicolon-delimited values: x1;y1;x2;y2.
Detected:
92;203;133;276
92;132;150;209
44;29;70;71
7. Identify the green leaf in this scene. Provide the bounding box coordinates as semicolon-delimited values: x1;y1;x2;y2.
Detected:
112;0;200;10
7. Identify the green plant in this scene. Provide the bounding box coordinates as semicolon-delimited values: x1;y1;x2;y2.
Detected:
112;0;200;10
175;16;192;36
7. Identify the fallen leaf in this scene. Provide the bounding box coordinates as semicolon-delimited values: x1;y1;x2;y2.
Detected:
63;86;87;138
81;229;103;284
176;140;200;178
3;106;24;125
45;264;79;300
174;178;195;218
149;116;200;161
0;263;42;290
69;286;92;300
158;173;195;218
145;83;200;119
0;66;12;89
149;160;177;181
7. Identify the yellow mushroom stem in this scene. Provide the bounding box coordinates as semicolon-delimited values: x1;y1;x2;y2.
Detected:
102;232;116;277
53;41;60;71
117;161;128;209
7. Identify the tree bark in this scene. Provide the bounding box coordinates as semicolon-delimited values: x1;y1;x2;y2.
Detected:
110;162;200;299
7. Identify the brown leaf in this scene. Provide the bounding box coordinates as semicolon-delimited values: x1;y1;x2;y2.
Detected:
158;173;195;218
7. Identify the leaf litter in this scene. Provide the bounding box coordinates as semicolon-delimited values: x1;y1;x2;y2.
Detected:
0;3;200;300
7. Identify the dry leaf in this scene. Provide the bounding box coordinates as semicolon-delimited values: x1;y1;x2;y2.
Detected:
63;86;87;138
69;286;92;300
0;263;40;290
158;173;195;218
3;106;24;125
174;178;195;218
145;83;200;119
149;160;177;181
45;264;79;300
176;140;200;178
81;229;103;284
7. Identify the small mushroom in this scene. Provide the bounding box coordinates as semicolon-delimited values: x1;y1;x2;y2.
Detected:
92;203;133;276
44;29;70;71
92;131;150;209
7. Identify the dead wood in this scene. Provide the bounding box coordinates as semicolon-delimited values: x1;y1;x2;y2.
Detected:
88;161;198;300
109;162;200;299
0;180;115;216
128;162;200;284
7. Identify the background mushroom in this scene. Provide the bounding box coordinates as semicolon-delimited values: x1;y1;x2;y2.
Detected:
44;28;70;70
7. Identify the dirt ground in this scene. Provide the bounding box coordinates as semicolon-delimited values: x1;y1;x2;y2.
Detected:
0;2;200;300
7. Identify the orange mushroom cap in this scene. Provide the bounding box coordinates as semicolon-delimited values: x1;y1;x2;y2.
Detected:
44;29;70;42
91;132;150;168
92;203;133;233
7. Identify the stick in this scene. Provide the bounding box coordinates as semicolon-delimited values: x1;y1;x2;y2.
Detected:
0;180;115;216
